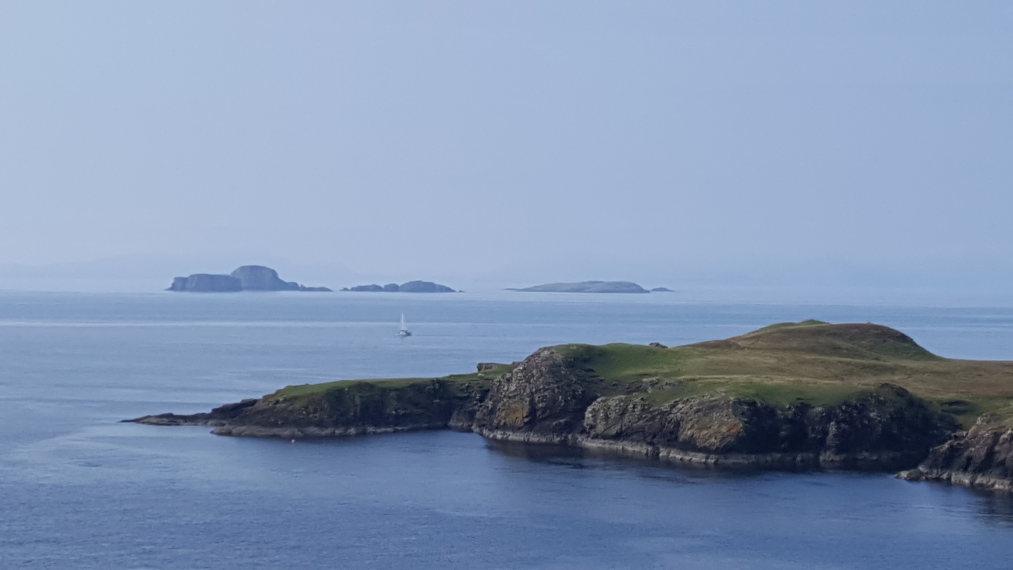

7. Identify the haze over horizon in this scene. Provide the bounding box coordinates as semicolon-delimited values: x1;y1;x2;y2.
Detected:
2;2;1011;302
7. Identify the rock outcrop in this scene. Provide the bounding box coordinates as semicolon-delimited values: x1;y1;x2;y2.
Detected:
130;379;489;438
472;348;599;442
580;384;953;469
167;265;331;292
168;274;242;292
898;419;1013;491
470;348;950;469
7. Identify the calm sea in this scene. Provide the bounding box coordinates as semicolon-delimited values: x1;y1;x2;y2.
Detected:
2;291;1013;569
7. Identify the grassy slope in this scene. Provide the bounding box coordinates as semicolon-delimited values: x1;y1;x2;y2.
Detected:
271;363;513;401
557;321;1013;426
261;322;1013;428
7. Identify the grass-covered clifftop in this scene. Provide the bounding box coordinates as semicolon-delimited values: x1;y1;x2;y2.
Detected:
554;320;1013;427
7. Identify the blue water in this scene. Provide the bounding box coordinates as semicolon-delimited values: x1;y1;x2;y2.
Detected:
2;291;1013;569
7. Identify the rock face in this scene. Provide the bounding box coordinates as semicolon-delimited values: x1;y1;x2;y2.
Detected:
131;379;489;438
508;281;649;293
472;348;599;441
898;419;1013;491
341;280;456;293
581;385;952;468
471;349;951;468
167;266;331;292
167;274;242;292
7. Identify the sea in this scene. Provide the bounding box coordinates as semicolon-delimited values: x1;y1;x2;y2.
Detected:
2;290;1013;569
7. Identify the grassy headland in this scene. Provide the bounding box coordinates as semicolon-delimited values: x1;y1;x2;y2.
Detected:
258;321;1013;428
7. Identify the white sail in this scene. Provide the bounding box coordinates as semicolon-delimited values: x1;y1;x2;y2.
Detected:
397;312;411;336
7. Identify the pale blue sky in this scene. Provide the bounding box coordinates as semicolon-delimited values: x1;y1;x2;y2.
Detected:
1;2;1011;296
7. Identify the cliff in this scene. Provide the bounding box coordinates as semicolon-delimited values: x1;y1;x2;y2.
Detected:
130;321;1013;490
131;367;502;438
168;274;242;292
898;417;1013;491
167;265;331;292
470;343;952;469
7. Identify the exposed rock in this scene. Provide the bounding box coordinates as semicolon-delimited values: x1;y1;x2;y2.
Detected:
898;418;1013;491
130;381;488;439
169;273;244;291
581;385;953;469
472;348;599;441
651;287;674;292
167;265;330;292
167;274;242;292
508;281;649;293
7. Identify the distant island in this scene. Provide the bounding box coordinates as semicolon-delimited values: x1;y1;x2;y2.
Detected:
341;280;457;293
167;265;331;292
130;320;1013;493
508;281;653;293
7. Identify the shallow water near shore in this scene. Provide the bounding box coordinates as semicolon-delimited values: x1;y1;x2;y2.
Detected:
3;290;1013;569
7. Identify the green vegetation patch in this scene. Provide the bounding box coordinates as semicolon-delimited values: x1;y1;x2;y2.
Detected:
275;377;435;400
271;362;512;401
557;343;690;382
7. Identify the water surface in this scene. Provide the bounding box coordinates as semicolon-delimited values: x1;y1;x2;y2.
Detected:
2;291;1012;568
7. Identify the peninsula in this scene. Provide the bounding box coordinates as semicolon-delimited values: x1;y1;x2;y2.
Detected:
508;281;650;293
129;320;1013;492
167;265;331;292
341;280;456;293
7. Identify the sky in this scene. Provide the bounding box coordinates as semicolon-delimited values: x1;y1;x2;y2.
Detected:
1;2;1011;300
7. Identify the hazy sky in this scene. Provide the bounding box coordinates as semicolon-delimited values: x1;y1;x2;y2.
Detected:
1;2;1011;293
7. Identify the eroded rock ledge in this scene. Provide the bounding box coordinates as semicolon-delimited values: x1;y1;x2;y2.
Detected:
898;419;1013;491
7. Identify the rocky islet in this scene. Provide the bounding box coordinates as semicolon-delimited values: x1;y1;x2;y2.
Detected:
167;265;331;292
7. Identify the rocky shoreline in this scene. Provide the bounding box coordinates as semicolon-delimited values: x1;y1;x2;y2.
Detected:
128;322;1013;492
897;419;1013;492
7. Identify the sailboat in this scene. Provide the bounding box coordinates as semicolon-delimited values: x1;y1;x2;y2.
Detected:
397;312;412;337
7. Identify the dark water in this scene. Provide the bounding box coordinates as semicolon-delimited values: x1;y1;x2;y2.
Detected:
2;291;1013;569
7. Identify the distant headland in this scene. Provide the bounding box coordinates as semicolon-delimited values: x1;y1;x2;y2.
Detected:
130;320;1013;493
508;281;662;293
341;280;457;293
167;265;331;292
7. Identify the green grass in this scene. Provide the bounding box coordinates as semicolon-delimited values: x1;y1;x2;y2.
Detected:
272;362;513;401
558;343;690;383
256;321;1013;428
558;321;1013;425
